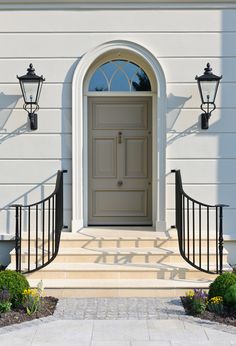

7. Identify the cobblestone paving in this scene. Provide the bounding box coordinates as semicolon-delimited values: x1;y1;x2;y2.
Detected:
53;297;236;335
54;298;185;320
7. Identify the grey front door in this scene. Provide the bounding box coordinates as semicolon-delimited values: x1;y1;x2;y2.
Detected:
88;97;152;225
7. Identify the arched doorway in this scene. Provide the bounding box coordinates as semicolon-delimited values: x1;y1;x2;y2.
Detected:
72;41;166;231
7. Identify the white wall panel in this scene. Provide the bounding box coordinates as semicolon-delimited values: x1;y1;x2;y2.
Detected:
167;83;236;109
0;59;77;83
166;109;235;133
0;84;71;109
0;160;71;184
166;184;232;208
0;109;72;134
0;184;71;209
167;133;236;159
0;33;225;58
166;159;236;184
0;10;223;32
0;134;71;159
0;209;72;235
159;58;235;83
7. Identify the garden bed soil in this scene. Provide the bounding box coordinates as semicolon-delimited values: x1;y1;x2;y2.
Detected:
181;297;236;327
0;296;58;328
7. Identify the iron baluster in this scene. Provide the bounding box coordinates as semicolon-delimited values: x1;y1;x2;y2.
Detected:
36;204;38;269
10;170;67;274
28;206;31;272
14;205;22;272
207;206;210;272
42;201;45;266
217;204;225;275
171;170;229;274
48;198;51;262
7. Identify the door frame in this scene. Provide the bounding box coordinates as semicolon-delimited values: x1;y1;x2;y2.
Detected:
72;40;167;232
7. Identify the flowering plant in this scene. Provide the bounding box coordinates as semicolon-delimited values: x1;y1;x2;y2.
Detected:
184;289;207;315
207;296;224;315
22;281;44;315
0;288;12;313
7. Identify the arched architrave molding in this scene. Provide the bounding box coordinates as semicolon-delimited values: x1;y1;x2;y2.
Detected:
72;40;167;232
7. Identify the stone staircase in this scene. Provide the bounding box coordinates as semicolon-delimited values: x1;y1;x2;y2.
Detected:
8;227;231;297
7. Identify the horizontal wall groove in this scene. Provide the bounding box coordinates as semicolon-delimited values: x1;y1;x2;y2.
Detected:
0;107;72;110
167;131;236;134
0;158;71;161
0;32;231;36
0;183;71;186
167;158;236;161
0;3;236;10
0;132;72;135
0;158;72;161
0;31;236;34
167;183;236;186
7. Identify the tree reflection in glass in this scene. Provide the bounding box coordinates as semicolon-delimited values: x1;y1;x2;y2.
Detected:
89;60;151;92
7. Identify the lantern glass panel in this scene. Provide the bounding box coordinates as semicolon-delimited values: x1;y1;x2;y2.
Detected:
199;80;218;104
21;81;39;104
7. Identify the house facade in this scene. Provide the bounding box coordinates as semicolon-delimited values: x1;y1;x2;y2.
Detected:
0;0;236;293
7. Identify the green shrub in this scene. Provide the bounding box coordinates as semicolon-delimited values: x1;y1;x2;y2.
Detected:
224;284;236;308
0;270;29;307
208;272;236;299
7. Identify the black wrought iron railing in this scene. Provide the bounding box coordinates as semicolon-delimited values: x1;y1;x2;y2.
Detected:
171;169;228;274
12;170;67;274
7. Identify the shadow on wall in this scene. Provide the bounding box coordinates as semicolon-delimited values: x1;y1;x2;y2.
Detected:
0;93;23;142
166;93;198;145
219;10;236;264
2;173;58;235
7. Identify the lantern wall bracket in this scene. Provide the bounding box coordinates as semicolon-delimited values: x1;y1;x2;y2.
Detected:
200;102;216;130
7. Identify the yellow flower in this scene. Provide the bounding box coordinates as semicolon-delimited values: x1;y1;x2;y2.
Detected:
207;296;223;305
186;290;194;298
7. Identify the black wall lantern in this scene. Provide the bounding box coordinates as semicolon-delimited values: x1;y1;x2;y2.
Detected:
195;63;222;130
17;64;45;130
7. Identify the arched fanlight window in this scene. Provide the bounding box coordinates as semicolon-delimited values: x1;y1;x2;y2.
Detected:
89;60;151;92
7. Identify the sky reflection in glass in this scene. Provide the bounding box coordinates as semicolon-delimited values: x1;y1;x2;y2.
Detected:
89;60;151;92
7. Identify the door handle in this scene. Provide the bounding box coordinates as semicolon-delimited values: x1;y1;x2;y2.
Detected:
117;180;123;186
118;131;122;144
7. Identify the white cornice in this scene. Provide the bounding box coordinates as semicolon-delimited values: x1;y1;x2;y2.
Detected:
0;1;236;10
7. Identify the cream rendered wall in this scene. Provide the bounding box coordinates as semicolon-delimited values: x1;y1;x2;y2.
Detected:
0;8;235;258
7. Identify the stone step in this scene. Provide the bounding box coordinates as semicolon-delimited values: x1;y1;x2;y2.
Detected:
20;237;218;249
10;247;228;265
20;261;232;281
27;278;213;298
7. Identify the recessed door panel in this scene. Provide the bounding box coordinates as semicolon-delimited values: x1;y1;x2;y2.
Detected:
93;102;147;129
92;137;117;178
124;137;148;178
93;190;147;217
88;97;152;225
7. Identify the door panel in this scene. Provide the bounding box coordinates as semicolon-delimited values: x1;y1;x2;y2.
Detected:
93;190;147;217
92;137;117;178
93;103;148;129
88;97;152;225
124;137;148;178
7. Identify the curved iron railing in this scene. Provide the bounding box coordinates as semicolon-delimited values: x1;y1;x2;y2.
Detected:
171;169;228;274
12;170;67;274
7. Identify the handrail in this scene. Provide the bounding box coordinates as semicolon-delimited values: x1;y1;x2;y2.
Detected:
171;169;229;274
12;170;67;274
